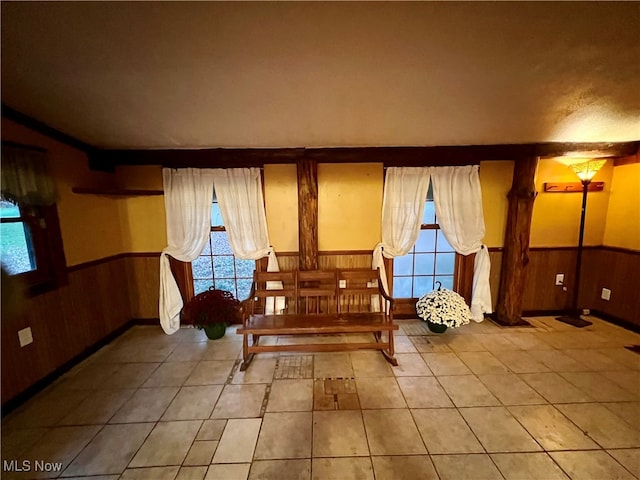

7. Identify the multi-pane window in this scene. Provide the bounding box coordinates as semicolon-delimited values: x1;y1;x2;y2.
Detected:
392;187;455;298
0;200;37;275
191;195;254;300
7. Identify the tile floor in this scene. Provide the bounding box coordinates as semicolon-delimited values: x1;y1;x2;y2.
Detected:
2;316;639;480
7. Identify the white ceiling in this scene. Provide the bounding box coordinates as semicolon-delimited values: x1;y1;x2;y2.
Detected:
2;2;639;149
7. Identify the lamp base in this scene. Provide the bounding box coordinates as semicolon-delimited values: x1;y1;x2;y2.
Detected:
556;314;592;328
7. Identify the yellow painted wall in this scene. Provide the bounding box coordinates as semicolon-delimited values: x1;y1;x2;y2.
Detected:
264;164;299;252
1;118;125;265
530;158;612;247
603;163;640;251
318;163;383;251
115;166;167;252
479;161;513;248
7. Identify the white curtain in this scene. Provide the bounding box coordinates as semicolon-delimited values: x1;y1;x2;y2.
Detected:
430;165;492;321
372;167;431;298
212;168;282;312
159;168;216;334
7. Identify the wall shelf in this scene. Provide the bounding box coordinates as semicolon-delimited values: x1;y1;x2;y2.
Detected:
72;187;163;196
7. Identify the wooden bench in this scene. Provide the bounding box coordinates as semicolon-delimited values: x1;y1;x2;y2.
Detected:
237;268;399;371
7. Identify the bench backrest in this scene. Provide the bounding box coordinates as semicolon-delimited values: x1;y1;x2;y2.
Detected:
337;268;382;313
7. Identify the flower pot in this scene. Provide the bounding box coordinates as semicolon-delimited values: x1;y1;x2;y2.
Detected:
426;320;448;334
202;323;227;340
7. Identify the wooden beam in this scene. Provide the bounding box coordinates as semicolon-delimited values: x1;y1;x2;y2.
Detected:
297;156;318;270
495;156;539;326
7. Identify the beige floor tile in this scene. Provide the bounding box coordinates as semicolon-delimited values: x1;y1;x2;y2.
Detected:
254;412;312;460
602;402;640;430
162;385;223;421
490;453;569;480
267;379;313;412
519;372;594;403
13;426;100;479
560;371;638;402
394;335;418;353
176;466;208;480
563;348;622;371
458;351;510;374
205;464;250;480
555;403;640;448
110;387;179;423
550;451;636;480
437;375;500;407
166;343;211;362
478;374;547;405
249;459;311;480
312;410;369;457
185;361;235;385
129;420;202;467
119;466;180;479
57;476;119;480
396;376;454;408
356;377;406;409
410;335;453;353
431;454;504;480
142;362;198;387
507;405;599;451
607;449;640;478
211;384;266;419
63;423;154;476
196;420;227;441
1;427;49;460
371;455;438;480
202;342;242;361
527;350;587;372
232;358;276;384
100;363;160;389
59;363;122;390
311;457;374;480
313;352;354;378
350;351;393;377
212;418;261;464
421;353;472;376
362;409;426;455
412;408;484;454
275;355;313;379
491;351;551;374
597;348;640;370
601;371;640;396
57;389;134;425
183;441;218;466
445;334;488;353
499;333;554;351
460;406;542;453
392;353;433;376
4;389;91;428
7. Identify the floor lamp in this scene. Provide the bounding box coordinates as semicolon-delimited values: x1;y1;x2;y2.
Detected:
556;158;607;328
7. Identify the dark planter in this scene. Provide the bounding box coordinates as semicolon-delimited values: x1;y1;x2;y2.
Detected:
202;323;227;340
426;320;448;334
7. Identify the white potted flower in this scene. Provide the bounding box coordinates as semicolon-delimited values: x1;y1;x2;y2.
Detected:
415;282;471;333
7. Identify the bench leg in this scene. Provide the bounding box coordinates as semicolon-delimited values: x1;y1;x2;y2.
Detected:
240;334;260;371
380;330;398;366
240;353;255;371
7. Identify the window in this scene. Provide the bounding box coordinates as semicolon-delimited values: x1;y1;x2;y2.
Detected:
191;195;255;300
392;186;455;298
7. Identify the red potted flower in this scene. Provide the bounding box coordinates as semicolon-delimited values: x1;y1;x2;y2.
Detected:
180;288;241;340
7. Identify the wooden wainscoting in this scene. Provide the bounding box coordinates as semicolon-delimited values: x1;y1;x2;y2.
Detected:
126;253;161;320
1;255;131;405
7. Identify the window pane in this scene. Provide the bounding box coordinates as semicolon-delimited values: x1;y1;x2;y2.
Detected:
213;255;235;279
235;258;255;279
0;221;37;275
414;253;435;275
192;255;213;279
0;201;21;218
394;254;413;276
215;278;236;297
236;279;252;301
435;252;456;275
393;276;412;298
422;201;436;225
436;231;455;252
415;229;436;252
194;279;213;296
435;275;454;290
201;236;212;255
211;203;224;227
413;276;434;297
211;231;233;254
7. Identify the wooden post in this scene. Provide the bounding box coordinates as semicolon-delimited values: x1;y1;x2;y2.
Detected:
297;156;318;271
495;156;538;325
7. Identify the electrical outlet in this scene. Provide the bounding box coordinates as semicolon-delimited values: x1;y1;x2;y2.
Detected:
601;288;611;301
555;274;564;286
339;280;346;288
18;327;33;347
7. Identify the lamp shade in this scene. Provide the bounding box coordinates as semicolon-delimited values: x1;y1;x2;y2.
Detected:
568;159;607;181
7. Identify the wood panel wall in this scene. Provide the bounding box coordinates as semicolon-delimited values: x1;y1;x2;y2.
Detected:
126;254;161;319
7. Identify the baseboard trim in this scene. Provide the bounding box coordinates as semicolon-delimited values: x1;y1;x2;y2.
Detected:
590;309;640;335
1;320;137;416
